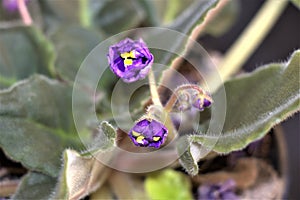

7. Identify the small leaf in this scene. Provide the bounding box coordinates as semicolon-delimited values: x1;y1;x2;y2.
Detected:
192;50;300;153
145;169;193;200
0;26;55;88
52;150;112;200
177;136;198;176
53;122;116;199
87;121;116;152
13;172;56;200
0;75;82;177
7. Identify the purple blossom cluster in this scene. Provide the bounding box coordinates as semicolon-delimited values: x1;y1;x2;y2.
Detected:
108;39;213;149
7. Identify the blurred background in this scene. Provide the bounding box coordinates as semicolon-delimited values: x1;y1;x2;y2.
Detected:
199;1;300;198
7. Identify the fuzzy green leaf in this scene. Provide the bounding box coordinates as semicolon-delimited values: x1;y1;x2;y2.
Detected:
0;26;55;88
193;50;300;153
177;50;300;175
177;136;198;176
145;169;193;200
0;75;82;177
53;122;116;199
13;172;56;200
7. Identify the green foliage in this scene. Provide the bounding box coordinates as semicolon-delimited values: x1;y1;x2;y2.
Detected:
0;26;55;88
145;169;193;200
13;172;56;200
152;0;219;66
52;121;116;199
178;50;300;175
49;25;103;82
204;50;300;153
0;75;82;177
92;0;146;35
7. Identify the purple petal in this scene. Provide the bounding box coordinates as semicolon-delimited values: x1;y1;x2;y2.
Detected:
128;118;168;148
203;98;212;107
107;38;153;83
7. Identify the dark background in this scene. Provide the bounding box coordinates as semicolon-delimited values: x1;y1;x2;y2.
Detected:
200;1;300;199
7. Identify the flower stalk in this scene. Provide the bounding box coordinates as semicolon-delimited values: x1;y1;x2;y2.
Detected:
148;68;162;107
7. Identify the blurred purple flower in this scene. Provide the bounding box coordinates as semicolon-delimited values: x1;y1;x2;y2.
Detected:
108;38;154;83
2;0;29;12
192;93;212;111
172;85;213;112
128;118;168;148
198;179;239;200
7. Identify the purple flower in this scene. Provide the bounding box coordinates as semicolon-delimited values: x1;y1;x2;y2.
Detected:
2;0;29;12
128;118;168;148
198;179;239;200
173;85;213;112
108;38;154;83
192;92;212;111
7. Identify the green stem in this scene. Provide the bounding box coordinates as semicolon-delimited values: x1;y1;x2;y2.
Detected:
210;0;288;92
148;68;162;106
148;69;177;142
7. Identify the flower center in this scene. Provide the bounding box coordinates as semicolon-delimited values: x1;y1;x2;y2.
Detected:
120;51;136;67
131;130;161;144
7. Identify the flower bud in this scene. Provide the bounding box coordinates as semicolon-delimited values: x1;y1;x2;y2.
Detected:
107;38;154;83
172;84;212;112
128;118;168;148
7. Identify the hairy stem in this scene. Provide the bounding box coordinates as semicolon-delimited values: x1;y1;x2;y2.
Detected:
148;68;162;106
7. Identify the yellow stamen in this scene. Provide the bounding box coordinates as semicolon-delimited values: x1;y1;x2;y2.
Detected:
152;136;160;141
132;131;141;137
120;51;135;67
136;136;145;144
124;59;133;66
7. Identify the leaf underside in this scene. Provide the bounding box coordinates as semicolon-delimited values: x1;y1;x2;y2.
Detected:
193;50;300;153
178;50;300;175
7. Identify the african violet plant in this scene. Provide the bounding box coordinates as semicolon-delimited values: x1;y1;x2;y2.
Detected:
0;0;299;199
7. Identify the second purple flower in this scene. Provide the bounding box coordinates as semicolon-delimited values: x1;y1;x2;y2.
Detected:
108;38;154;83
128;118;168;148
